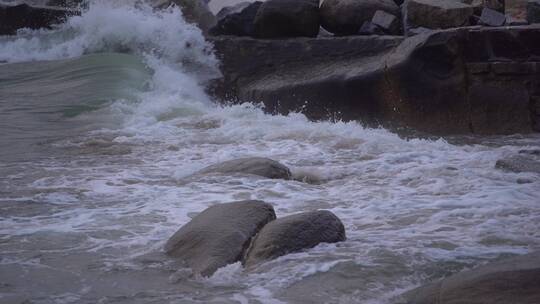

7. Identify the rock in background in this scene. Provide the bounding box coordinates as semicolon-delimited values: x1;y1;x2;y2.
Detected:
253;0;320;38
209;1;262;36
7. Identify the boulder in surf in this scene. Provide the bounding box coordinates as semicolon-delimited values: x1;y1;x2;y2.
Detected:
196;157;292;179
165;200;276;277
0;3;79;35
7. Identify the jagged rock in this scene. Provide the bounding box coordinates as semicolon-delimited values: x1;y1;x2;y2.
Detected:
320;0;400;35
479;7;506;26
196;157;292;179
402;251;540;304
209;1;262;36
165;200;276;277
358;21;386;35
495;155;540;173
404;0;474;29
253;0;320;38
528;0;540;24
0;3;79;35
243;210;346;267
371;9;400;35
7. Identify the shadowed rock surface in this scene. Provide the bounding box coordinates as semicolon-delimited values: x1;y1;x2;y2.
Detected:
152;0;216;32
243;210;346;267
164;200;276;277
196;157;292;179
402;251;540;304
209;25;540;135
209;1;262;36
495;155;540;173
404;0;474;29
253;0;320;38
0;3;79;35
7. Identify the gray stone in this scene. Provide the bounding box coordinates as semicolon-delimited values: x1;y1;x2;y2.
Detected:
404;0;474;29
528;0;540;24
358;21;386;35
152;0;216;32
406;26;432;36
197;157;292;179
165;200;276;277
371;9;400;34
243;210;346;267
0;3;79;35
402;251;540;304
484;0;505;13
253;0;320;38
506;17;529;26
495;155;540;173
320;0;400;35
209;1;262;36
479;7;506;26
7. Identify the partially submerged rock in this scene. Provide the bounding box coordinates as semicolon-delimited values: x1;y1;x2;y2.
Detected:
209;1;262;36
404;0;474;29
164;200;276;277
254;0;320;38
495;155;540;174
243;210;346;267
402;251;540;304
196;157;292;179
153;0;216;32
320;0;400;35
0;3;79;35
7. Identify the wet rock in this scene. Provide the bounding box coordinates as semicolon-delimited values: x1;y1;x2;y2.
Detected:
479;7;506;26
404;0;474;29
495;155;540;174
320;0;400;35
243;210;346;267
165;200;276;277
528;0;540;24
371;10;400;35
197;157;292;179
358;21;386;35
153;0;216;32
209;1;262;36
402;251;540;304
484;0;505;13
406;26;432;36
0;3;79;35
253;0;320;38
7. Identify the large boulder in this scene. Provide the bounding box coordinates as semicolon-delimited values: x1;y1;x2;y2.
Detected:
253;0;320;38
209;1;262;36
164;200;276;277
320;0;400;35
209;25;540;135
404;0;474;29
0;3;79;35
402;251;540;304
528;0;540;24
243;210;346;267
495;155;540;174
196;157;292;179
152;0;216;32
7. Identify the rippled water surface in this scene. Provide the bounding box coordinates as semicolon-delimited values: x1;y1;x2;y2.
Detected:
1;2;539;304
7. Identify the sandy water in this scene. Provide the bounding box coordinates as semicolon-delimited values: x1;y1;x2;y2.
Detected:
1;2;540;304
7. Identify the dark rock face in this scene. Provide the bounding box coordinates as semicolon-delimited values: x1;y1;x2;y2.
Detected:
320;0;400;35
210;25;540;135
153;0;216;32
164;200;276;277
358;21;387;35
479;7;506;26
404;0;474;29
529;0;540;24
402;251;540;304
483;0;505;13
209;1;262;36
253;0;320;38
371;9;400;35
0;3;79;35
243;210;346;267
197;157;292;179
495;155;540;173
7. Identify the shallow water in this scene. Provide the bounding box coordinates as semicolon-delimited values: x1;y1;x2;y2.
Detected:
1;2;539;304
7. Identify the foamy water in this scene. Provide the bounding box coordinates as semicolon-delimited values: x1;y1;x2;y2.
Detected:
1;2;539;304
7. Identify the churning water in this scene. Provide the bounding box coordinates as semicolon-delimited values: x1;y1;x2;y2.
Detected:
0;2;539;303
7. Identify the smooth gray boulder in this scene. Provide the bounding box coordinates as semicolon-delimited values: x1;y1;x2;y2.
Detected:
495;155;540;174
197;157;292;179
209;1;262;36
528;0;540;24
404;0;474;29
253;0;320;38
164;200;276;277
320;0;400;35
402;251;540;304
243;210;346;267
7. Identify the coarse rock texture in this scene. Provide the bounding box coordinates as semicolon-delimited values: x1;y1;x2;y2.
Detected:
404;0;474;29
402;251;540;304
529;0;540;23
253;0;320;38
152;0;216;32
371;9;401;34
0;3;79;35
164;200;276;277
320;0;400;35
479;7;507;26
484;0;505;13
209;1;262;36
209;25;540;135
495;155;540;173
196;157;292;179
243;210;346;267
